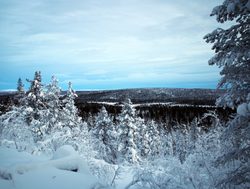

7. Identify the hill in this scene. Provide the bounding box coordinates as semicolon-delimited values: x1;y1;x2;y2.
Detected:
75;88;224;105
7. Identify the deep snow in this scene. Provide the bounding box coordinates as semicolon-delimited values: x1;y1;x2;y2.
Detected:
0;146;138;189
0;146;103;189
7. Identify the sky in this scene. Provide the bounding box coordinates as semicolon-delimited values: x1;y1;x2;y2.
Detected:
0;0;226;91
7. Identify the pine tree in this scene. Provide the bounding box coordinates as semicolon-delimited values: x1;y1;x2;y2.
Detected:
117;99;139;164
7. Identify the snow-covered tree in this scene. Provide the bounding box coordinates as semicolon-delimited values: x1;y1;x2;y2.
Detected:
204;0;250;108
105;121;119;164
21;71;46;140
17;78;25;95
137;119;161;160
204;1;250;187
0;73;96;160
156;123;174;158
15;78;26;106
172;126;188;163
147;120;161;159
36;121;93;157
26;71;44;106
0;106;35;153
215;98;250;188
184;118;199;157
117;99;139;164
43;76;62;133
61;82;81;128
135;117;150;159
92;106;117;162
25;71;45;121
0;75;43;148
92;107;110;140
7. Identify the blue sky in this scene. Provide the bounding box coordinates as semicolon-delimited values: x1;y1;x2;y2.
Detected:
0;0;224;91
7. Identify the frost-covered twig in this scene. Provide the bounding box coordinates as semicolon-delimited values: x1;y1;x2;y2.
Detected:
189;177;197;189
111;165;122;187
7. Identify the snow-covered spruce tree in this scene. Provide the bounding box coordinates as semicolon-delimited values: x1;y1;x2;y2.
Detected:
92;106;117;163
135;117;150;159
204;1;250;188
23;71;47;141
26;71;44;106
105;121;119;164
171;125;189;163
147;120;161;159
25;71;45;120
92;107;110;140
117;99;139;164
15;78;26;105
137;119;161;160
157;123;174;157
43;76;62;133
61;82;81;128
204;0;250;108
17;78;25;96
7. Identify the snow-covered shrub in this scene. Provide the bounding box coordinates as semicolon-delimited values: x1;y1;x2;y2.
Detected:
89;159;119;186
0;106;36;153
128;156;213;189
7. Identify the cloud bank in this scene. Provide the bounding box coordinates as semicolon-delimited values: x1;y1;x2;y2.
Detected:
0;0;223;90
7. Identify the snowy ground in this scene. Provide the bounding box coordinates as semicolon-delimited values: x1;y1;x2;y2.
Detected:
0;146;103;189
0;146;136;189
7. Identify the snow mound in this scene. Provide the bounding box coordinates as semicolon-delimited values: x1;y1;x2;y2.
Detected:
0;146;106;189
52;145;77;160
237;103;250;117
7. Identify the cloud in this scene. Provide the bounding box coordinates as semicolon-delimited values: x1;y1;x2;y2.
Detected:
0;0;223;90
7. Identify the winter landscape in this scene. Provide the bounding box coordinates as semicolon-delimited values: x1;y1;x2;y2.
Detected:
0;0;250;189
